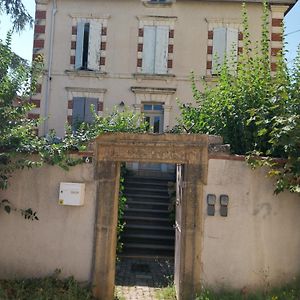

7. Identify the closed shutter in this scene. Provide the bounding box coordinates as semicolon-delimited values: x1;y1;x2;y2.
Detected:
75;21;85;70
142;26;156;73
72;97;85;128
84;98;98;123
154;25;169;74
212;27;226;74
88;20;102;71
226;28;238;65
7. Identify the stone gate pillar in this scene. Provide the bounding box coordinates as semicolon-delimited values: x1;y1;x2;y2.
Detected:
177;163;203;300
92;161;121;300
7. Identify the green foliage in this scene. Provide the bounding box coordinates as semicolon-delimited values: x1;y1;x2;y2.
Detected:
177;2;300;195
196;278;300;300
0;270;94;300
116;164;127;255
0;0;33;32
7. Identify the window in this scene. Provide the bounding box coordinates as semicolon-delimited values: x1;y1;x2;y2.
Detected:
142;103;164;133
75;20;102;71
212;27;238;74
72;97;98;128
142;25;169;74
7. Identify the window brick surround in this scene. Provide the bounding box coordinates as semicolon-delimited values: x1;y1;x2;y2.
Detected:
70;16;109;72
65;87;106;124
136;16;177;74
206;19;242;76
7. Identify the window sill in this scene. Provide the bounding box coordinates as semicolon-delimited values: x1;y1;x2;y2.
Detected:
133;73;176;81
65;70;107;78
203;75;219;82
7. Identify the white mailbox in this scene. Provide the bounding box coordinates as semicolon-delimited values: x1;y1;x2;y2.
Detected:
59;182;85;206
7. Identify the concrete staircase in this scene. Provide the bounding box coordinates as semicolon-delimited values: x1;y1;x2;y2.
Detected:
120;173;175;258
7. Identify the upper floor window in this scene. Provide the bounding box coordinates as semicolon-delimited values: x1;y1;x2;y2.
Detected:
142;25;169;74
212;27;238;74
75;20;102;71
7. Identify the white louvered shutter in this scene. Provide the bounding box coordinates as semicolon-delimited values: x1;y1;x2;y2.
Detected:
75;21;85;70
88;20;102;71
154;25;169;74
226;28;238;66
212;27;226;74
142;26;156;73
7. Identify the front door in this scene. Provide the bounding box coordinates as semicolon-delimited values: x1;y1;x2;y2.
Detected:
174;164;184;297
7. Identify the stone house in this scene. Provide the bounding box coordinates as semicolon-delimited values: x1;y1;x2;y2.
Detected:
30;0;295;137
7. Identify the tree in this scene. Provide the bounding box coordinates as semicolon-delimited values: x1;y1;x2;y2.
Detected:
177;2;300;194
0;0;33;32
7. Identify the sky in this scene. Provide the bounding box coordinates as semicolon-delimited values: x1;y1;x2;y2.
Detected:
0;0;299;65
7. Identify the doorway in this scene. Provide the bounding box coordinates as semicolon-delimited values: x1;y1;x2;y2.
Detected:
92;133;216;300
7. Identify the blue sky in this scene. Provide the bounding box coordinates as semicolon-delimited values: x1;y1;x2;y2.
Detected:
0;0;299;64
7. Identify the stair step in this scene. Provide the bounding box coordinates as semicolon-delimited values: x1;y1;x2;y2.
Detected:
126;180;170;188
123;243;174;250
124;208;170;218
125;187;169;196
123;215;172;226
123;233;174;240
126;194;170;201
125;224;174;231
126;200;169;210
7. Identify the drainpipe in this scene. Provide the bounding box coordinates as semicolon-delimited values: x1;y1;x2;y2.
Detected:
43;0;57;135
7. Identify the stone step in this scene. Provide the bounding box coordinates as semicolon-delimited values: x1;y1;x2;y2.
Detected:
123;215;172;227
124;208;170;218
126;200;170;210
126;193;170;202
122;234;174;246
125;187;169;196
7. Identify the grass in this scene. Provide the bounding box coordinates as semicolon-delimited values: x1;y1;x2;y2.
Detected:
0;270;94;300
156;278;300;300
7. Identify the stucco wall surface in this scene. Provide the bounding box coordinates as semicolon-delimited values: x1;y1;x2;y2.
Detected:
202;158;300;290
0;163;96;281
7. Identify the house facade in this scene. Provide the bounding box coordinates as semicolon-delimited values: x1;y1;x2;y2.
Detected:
30;0;295;137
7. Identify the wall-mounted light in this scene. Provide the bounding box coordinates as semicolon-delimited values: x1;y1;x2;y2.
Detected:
207;194;216;216
220;195;229;217
119;101;125;107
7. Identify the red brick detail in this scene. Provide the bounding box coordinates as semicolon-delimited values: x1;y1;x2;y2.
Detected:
271;48;281;56
71;41;76;50
207;45;213;55
67;116;72;124
272;18;283;27
35;10;46;19
34;25;45;34
70;56;75;65
207;61;212;70
100;57;106;65
238;32;243;41
169;30;174;39
168;44;174;53
98;102;103;111
102;27;107;36
101;42;106;51
33;39;44;48
208;31;213;39
138;28;144;37
29;99;41;108
137;58;142;67
238;47;243;54
271;33;282;42
138;43;143;52
28;113;40;120
72;26;77;35
35;84;42;94
68;100;73;109
271;62;277;71
167;60;173;69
